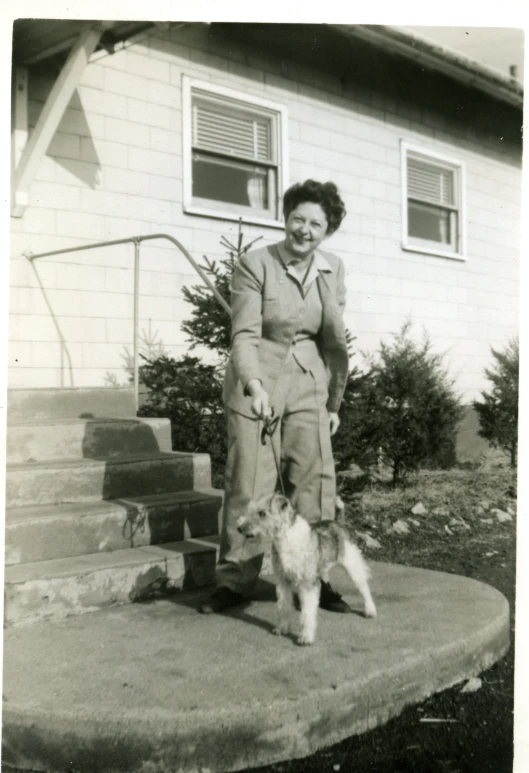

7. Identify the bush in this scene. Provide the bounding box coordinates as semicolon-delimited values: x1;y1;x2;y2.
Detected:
343;322;463;487
473;338;519;468
137;354;227;486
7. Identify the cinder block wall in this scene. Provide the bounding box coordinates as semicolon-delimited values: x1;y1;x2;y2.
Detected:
9;23;520;397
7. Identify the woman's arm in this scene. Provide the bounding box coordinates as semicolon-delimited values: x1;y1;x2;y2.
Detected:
229;254;264;394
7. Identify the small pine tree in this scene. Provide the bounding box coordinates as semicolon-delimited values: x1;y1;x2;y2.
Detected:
180;222;262;356
332;331;377;474
473;337;519;468
356;322;463;486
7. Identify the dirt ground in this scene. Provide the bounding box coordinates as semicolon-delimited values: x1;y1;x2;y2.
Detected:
247;466;517;773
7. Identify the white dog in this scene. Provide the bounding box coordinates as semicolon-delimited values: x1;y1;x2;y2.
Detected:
237;493;376;645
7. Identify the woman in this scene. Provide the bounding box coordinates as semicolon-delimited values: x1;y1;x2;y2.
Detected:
200;179;351;614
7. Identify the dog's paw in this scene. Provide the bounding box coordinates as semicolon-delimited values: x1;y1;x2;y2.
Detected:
364;601;377;618
297;633;314;646
273;623;290;636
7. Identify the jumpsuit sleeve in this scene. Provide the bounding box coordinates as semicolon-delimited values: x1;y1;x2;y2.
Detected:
229;254;265;392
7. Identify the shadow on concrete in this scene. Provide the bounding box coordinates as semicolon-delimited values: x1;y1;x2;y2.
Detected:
29;261;75;387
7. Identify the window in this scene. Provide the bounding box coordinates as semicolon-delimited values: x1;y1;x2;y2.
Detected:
401;142;466;260
183;77;288;227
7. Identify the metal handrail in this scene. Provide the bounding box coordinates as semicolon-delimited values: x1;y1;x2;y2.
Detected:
25;232;232;410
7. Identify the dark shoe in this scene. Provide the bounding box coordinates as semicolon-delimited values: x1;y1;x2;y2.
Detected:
199;587;245;614
319;581;352;613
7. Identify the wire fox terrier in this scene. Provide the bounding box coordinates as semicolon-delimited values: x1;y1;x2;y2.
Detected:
237;493;377;646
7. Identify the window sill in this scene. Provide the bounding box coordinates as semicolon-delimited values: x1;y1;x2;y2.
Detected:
401;242;467;262
184;204;285;231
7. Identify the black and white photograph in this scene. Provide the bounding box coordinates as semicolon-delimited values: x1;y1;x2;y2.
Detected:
2;3;526;773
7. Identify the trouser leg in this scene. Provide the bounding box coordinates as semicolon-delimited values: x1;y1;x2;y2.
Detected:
215;408;279;593
281;366;336;523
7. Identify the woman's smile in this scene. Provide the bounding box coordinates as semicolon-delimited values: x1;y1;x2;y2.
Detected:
284;202;329;261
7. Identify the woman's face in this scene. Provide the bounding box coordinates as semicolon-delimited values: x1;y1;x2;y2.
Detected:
284;201;329;261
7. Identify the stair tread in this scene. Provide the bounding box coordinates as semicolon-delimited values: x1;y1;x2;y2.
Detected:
6;488;224;523
5;535;221;583
7;451;196;471
7;417;168;427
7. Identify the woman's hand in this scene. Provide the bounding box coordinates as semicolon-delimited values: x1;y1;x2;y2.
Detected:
329;412;340;436
247;379;272;419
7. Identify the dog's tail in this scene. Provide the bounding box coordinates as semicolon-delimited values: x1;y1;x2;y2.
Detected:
335;496;347;524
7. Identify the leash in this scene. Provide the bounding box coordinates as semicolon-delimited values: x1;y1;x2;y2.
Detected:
260;409;286;496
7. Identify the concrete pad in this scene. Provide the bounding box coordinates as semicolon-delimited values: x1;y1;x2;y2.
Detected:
2;563;509;773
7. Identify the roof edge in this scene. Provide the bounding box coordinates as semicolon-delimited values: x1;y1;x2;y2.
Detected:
332;24;523;108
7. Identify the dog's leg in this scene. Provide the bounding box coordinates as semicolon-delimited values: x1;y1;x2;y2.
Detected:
297;584;320;645
340;541;377;618
273;581;295;636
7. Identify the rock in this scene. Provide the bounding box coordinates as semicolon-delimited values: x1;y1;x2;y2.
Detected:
392;519;410;535
461;677;482;693
475;505;485;516
507;506;515;516
480;518;494;525
480;500;490;511
356;532;382;549
491;508;512;523
411;502;427;516
337;464;365;480
444;525;454;536
408;518;421;527
449;517;470;531
432;506;450;517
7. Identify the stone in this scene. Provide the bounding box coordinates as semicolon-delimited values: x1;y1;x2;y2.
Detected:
392;519;410;535
411;502;427;516
480;500;490;511
432;506;450;517
356;532;382;550
491;509;512;523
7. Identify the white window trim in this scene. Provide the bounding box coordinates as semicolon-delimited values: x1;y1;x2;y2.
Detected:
401;140;467;261
182;75;289;230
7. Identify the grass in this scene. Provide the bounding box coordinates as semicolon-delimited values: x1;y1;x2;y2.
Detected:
247;465;516;773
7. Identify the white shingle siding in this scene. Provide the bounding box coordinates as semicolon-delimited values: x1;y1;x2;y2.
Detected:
9;25;520;397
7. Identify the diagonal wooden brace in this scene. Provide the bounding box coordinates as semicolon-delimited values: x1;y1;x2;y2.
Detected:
11;24;105;217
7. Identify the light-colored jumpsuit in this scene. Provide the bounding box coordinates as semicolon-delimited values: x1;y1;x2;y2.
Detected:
217;241;349;594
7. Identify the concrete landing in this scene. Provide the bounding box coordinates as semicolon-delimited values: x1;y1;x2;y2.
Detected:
3;563;509;773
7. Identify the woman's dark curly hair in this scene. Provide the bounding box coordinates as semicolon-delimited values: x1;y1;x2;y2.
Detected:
283;179;346;235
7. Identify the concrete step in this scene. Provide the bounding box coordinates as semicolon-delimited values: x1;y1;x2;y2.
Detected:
4;535;222;626
7;387;136;422
6;417;172;463
5;489;223;565
6;452;212;508
2;564;510;773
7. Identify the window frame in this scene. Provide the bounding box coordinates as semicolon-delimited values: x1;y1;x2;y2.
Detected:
182;76;289;229
401;141;467;261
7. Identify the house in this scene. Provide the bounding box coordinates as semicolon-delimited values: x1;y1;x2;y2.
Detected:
9;20;522;406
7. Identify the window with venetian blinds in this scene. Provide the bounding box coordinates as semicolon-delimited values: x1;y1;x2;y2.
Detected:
189;88;281;220
405;148;463;256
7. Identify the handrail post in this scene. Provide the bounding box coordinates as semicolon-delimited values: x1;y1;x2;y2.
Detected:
133;239;140;413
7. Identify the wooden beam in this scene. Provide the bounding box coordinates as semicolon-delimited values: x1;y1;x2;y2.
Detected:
12;67;29;168
11;24;104;217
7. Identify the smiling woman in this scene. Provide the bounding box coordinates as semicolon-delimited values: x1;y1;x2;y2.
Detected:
199;179;351;618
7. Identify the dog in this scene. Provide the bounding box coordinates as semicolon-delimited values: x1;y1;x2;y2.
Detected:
237;493;377;645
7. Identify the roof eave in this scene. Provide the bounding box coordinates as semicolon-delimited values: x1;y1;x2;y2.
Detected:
332;24;524;109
